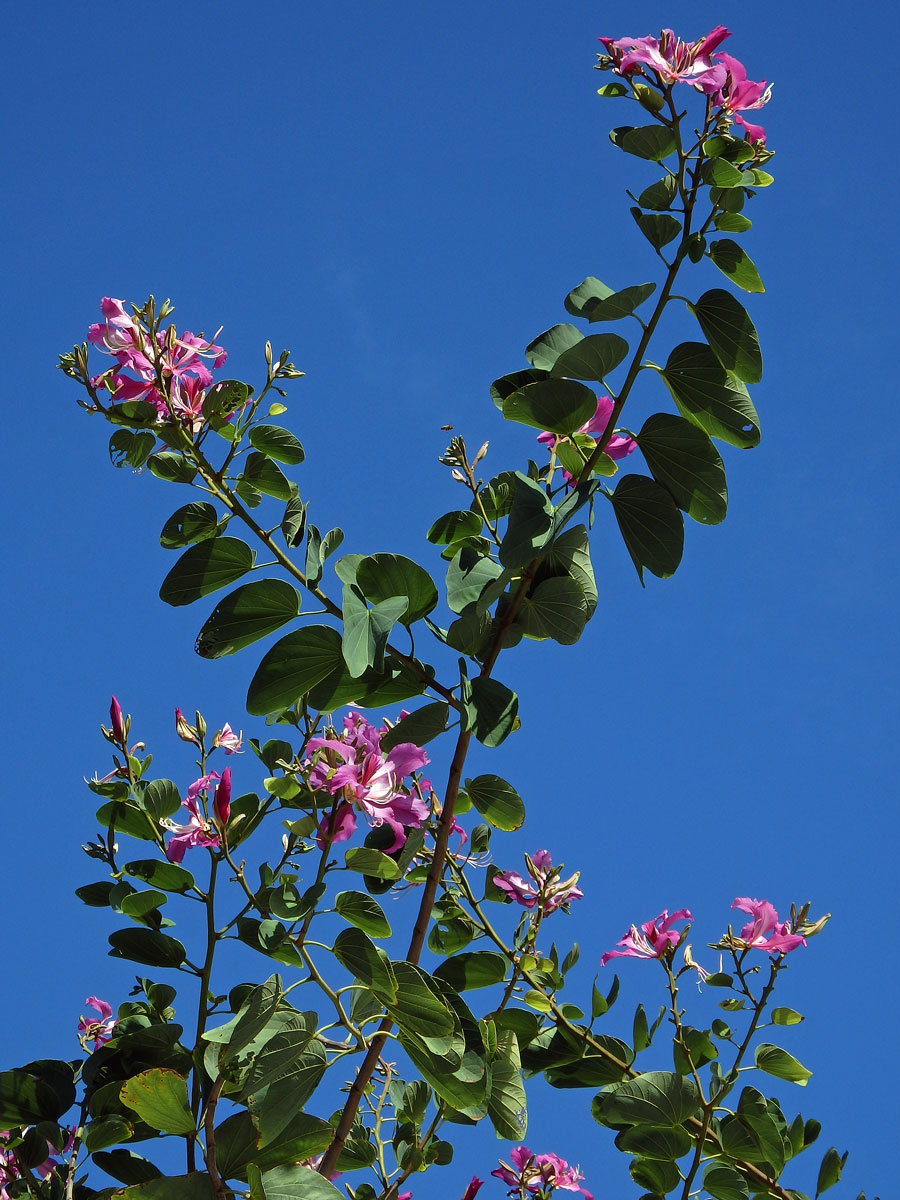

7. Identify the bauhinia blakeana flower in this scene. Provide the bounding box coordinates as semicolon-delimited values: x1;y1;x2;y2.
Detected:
461;1177;484;1200
600;907;692;966
494;849;583;914
161;772;222;862
213;723;243;754
538;394;637;486
599;26;731;93
714;52;773;144
729;897;806;954
77;996;117;1050
492;1145;593;1198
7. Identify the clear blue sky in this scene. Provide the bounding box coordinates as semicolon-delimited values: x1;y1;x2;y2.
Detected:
2;2;895;1197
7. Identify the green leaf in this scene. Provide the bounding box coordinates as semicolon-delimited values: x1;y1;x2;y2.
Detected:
574;281;656;323
445;548;504;614
704;158;745;187
427;509;483;546
119;1069;194;1135
159;537;255;607
630;1158;680;1194
659;342;761;448
490;369;549;411
502;378;597;436
204;379;252;418
116;1174;216;1199
342;584;408;677
332;928;398;1002
355;553;438;624
816;1147;847;1196
281;491;308;548
708;238;765;293
591;1071;700;1128
242;1020;317;1095
597;81;628;97
343;847;398;882
617;1125;692;1160
106;399;159;428
631;208;681;249
247;625;343;715
524;323;583;370
387;962;457;1041
518;575;590;644
637;177;677;211
461;675;519;747
689;289;762;383
148;451;197;485
714;211;753;233
433;951;507;991
464;774;525;831
550;333;629;381
610;474;684;581
488;1031;527;1141
195;579;301;658
771;1007;804;1026
257;1165;344;1199
755;1043;812;1085
636;413;727;525
110;429;156;469
0;1070;64;1126
123;859;195;894
160;502;221;549
334;891;392;938
241;452;293;501
703;1164;750;1200
249;424;305;465
615;124;677;160
92;1150;163;1186
108;928;186;968
381;701;449;751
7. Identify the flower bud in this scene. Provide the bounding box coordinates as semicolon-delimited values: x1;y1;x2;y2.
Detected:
174;707;200;745
109;696;125;743
213;767;231;827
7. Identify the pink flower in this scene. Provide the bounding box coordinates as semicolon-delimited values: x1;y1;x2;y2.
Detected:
495;850;583;914
538;394;637;486
731;897;806;955
213;767;231;826
600;908;692;966
492;1146;592;1199
714;53;772;144
307;711;430;851
77;996;117;1049
109;696;125;742
462;1177;484;1200
162;772;221;862
316;800;358;850
213;723;243;754
600;26;730;93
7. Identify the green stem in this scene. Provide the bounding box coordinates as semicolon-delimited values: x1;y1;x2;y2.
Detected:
188;853;219;1171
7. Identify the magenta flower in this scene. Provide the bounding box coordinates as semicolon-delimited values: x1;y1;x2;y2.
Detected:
162;772;221;862
730;897;806;955
538;394;637;486
600;26;730;93
600;908;692;966
461;1177;484;1200
109;696;125;742
213;723;243;754
492;1146;592;1199
77;996;117;1049
495;850;583;915
213;767;231;827
307;711;430;851
714;52;772;144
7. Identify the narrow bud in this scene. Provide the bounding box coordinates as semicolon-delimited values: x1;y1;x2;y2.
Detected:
174;707;200;745
213;767;231;827
109;696;125;743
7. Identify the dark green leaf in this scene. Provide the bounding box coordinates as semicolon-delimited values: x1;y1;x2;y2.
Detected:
487;1031;527;1140
464;775;524;831
610;474;684;581
342;584;408;677
445;549;504;614
108;929;186;969
489;369;548;412
159;537;255;607
816;1147;847;1196
591;1071;700;1128
333;928;398;1002
637;413;727;525
637;177;677;211
334;891;392;938
0;1070;63;1126
109;429;156;469
281;492;308;548
241;452;293;501
704;158;745;187
119;1069;194;1135
461;675;519;748
257;1165;344;1199
617;1125;692;1160
551;333;629;381
433;952;507;991
246;625;343;715
92;1150;163;1186
755;1043;812;1085
387;963;457;1041
518;575;589;644
115;1173;216;1199
499;472;555;568
631;208;681;249
580;282;656;323
160;502;221;549
195;580;300;658
690;289;762;383
524;323;583;371
106;400;159;428
148;451;197;485
630;1157;680;1194
381;701;449;751
248;424;305;465
502;379;597;436
356;553;438;624
616;124;677;160
427;510;483;546
204;379;251;418
659;342;761;448
703;1164;750;1200
708;239;765;293
77;881;116;907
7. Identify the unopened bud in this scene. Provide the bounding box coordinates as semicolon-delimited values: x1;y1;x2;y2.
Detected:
213;767;231;827
473;440;489;466
175;707;200;745
451;468;466;482
109;696;125;743
265;340;273;366
195;710;207;739
797;912;831;939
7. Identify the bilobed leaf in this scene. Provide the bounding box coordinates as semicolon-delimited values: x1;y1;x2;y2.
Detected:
159;537;255;607
660;342;761;448
464;774;525;831
488;1031;527;1140
433;951;508;991
341;584;408;677
387;962;457;1041
333;928;398;1003
355;553;438;623
344;847;401;880
462;676;519;747
616;124;677;160
204;379;251;418
610;474;684;582
518;575;589;644
550;333;629;381
631;208;681;249
591;1071;700;1128
499;472;555;568
108;928;186;969
106;399;159;428
91;1149;162;1186
617;1125;692;1161
246;625;344;715
335;891;392;938
524;323;583;371
755;1043;812;1085
241;452;293;501
502;378;597;437
703;1163;750;1200
148;451;197;485
427;510;483;545
115;1174;216;1199
771;1007;804;1026
281;491;308;548
637;413;727;524
380;701;449;751
248;424;305;464
160;502;221;549
0;1070;63;1126
445;549;504;614
816;1147;847;1196
583;282;656;323
121;862;191;901
704;158;745;187
690;289;762;383
195;579;301;658
109;429;156;469
708;238;766;292
637;176;677;211
715;211;753;233
490;369;548;411
564;275;613;317
256;1165;346;1199
119;1069;194;1135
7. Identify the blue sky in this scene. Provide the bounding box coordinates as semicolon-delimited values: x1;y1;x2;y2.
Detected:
2;2;896;1197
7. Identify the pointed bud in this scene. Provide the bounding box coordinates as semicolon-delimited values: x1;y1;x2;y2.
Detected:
109;697;125;743
473;440;489;466
175;708;200;745
195;710;207;740
213;767;231;827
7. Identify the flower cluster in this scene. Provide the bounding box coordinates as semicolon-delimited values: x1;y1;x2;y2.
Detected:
537;394;637;484
600;907;692;966
599;25;772;144
495;850;583;915
307;712;430;852
492;1145;592;1199
730;896;807;954
162;768;231;863
76;995;117;1050
87;297;228;432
